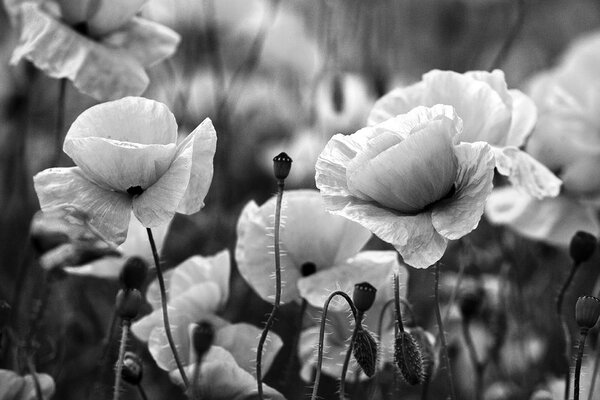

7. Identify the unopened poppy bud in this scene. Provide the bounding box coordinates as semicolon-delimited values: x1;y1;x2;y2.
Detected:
353;282;377;313
458;286;485;322
352;327;378;377
575;296;600;332
121;352;143;385
273;152;292;181
119;257;148;290
408;327;436;381
192;320;214;359
115;289;142;320
569;231;597;264
394;330;424;385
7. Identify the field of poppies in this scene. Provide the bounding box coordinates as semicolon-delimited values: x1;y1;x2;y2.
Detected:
2;1;600;400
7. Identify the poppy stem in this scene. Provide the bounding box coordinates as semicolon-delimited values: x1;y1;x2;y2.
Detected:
394;273;404;333
434;263;457;400
557;260;580;400
26;354;43;400
311;291;357;400
339;312;363;400
191;359;202;400
256;179;285;399
113;320;130;400
51;78;67;167
146;228;189;389
574;330;589;400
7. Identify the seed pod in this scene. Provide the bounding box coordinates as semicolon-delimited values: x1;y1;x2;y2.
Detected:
569;231;597;264
119;257;148;290
394;330;424;385
353;282;377;313
273;152;292;181
115;289;142;320
575;295;600;332
192;320;215;359
352;327;378;378
121;352;143;386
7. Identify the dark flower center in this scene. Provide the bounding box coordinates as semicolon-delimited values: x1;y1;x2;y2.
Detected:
127;186;144;197
301;262;317;277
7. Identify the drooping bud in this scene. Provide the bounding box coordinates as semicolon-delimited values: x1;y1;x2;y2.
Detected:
353;282;377;313
457;286;485;322
121;352;143;386
273;152;292;181
394;330;424;385
575;296;600;332
192;320;215;360
119;257;148;290
408;327;437;382
301;262;316;277
569;231;597;264
115;289;142;320
352;327;378;377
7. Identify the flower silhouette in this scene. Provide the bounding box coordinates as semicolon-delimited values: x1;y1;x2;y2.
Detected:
8;0;180;100
368;69;561;199
33;96;217;245
316;104;495;268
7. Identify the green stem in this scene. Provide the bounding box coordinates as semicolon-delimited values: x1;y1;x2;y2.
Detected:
146;228;189;388
575;330;589;400
557;261;580;400
339;313;363;400
394;273;404;332
434;264;456;400
113;320;130;400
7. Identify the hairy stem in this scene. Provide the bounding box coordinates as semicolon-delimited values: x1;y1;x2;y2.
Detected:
113;321;130;400
557;261;580;400
339;313;363;400
574;330;589;400
435;264;456;400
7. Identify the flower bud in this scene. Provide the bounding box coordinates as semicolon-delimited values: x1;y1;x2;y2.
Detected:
352;327;378;377
192;321;214;359
352;282;377;313
575;296;600;332
394;330;424;385
569;231;597;264
408;327;436;381
121;352;143;386
273;152;292;181
115;289;142;320
119;257;148;290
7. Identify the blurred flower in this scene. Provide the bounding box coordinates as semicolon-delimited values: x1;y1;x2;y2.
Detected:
368;69;561;199
64;213;171;278
33;97;217;245
486;31;600;245
236;189;387;307
131;251;283;379
0;369;55;400
316;104;495;268
9;0;179;100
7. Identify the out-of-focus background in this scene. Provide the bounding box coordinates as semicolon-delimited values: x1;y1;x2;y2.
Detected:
2;1;600;399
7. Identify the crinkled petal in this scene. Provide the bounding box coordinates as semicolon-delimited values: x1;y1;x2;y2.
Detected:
169;347;286;400
10;3;151;101
33;167;131;244
176;118;217;215
506;89;537;147
367;81;427;125
464;70;512;106
214;323;283;376
493;146;562;199
316;132;448;268
485;187;600;246
102;17;180;67
431;142;495;240
297;251;401;311
86;0;146;36
132;137;193;227
169;251;231;310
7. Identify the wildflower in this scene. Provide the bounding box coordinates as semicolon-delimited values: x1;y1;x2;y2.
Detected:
368;69;561;199
316;104;495;268
131;251;283;378
33;97;217;245
0;369;55;400
9;0;180;101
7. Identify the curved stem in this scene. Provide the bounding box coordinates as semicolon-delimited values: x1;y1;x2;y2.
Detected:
26;355;43;400
146;228;189;388
256;180;285;399
489;0;526;70
113;320;130;400
557;261;580;400
575;330;589;400
310;291;357;400
340;313;363;400
434;264;456;400
394;273;404;333
461;320;484;400
191;360;202;400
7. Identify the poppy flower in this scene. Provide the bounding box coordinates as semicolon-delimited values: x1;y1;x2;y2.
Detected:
33;96;217;245
316;104;495;268
235;189;373;306
368;69;561;199
9;1;180;101
131;251;283;380
0;369;54;400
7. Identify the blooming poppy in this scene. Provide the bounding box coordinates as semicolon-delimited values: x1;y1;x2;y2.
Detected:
33;96;217;245
316;104;495;268
368;69;561;199
9;0;180;101
0;369;54;400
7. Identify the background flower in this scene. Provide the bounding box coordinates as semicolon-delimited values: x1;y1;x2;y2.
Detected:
0;369;55;400
316;104;495;268
33;96;217;245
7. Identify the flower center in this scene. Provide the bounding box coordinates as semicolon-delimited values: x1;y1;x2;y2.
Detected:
301;262;317;277
127;186;144;197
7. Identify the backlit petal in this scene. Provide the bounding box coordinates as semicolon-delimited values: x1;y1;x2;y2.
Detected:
367;81;427;125
506;89;537;147
86;0;146;36
176;118;217;215
33;167;131;244
431;142;495;240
